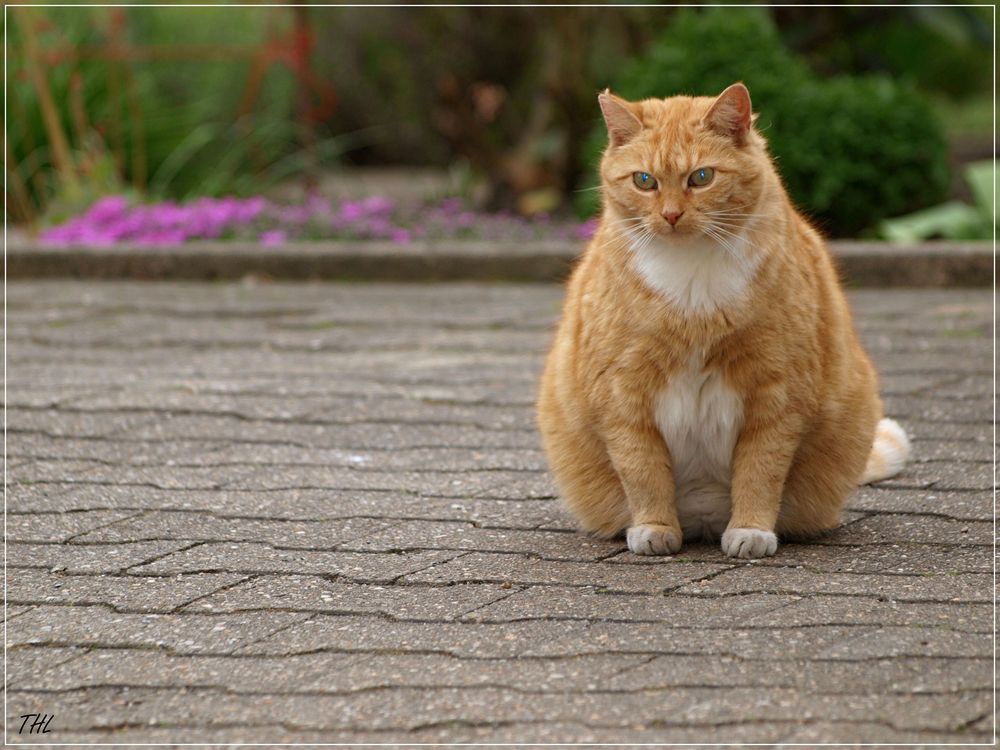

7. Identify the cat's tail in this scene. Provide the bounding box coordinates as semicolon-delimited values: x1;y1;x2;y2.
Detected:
859;418;911;484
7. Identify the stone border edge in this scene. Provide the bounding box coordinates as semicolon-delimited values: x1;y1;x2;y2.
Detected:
6;240;993;286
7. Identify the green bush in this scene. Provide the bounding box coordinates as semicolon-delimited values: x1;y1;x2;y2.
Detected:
577;8;951;237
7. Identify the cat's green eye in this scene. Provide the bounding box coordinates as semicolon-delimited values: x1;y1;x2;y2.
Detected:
688;167;715;187
633;171;658;190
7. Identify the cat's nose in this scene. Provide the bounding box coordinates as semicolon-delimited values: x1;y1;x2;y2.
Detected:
662;209;684;226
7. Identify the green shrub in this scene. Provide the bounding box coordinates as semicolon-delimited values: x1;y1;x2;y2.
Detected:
576;8;951;237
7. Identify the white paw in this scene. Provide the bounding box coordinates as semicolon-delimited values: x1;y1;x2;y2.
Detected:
721;528;777;559
627;524;681;555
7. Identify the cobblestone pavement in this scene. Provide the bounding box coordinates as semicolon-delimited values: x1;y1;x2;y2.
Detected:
5;281;993;744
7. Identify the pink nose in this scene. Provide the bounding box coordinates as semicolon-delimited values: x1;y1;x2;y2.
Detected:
663;210;684;226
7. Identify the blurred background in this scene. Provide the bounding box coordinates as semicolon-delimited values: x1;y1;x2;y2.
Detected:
6;4;995;244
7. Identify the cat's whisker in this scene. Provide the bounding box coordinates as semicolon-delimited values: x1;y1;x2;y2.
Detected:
702;224;757;276
606;216;647;228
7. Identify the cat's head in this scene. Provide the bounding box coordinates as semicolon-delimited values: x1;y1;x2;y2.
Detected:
598;83;773;245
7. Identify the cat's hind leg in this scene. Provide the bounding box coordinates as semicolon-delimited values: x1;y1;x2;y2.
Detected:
777;410;878;539
541;421;631;539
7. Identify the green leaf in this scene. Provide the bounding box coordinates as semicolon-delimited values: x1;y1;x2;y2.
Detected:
877;200;986;242
963;159;996;225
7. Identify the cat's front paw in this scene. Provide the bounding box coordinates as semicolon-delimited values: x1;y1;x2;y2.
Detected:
721;528;777;559
627;524;682;555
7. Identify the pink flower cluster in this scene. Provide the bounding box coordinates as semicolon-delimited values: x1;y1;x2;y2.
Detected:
41;195;267;246
40;194;598;247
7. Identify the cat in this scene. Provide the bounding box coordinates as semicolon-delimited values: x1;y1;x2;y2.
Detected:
537;82;910;559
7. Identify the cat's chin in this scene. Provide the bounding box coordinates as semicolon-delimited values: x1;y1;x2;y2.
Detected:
652;228;711;246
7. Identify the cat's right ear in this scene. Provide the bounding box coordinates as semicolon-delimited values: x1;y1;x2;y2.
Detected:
599;90;642;147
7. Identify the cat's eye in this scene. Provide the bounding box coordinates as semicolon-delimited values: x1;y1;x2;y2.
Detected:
688;167;715;187
632;172;658;190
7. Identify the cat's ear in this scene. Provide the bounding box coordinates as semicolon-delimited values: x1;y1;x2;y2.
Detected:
705;82;753;144
599;90;642;147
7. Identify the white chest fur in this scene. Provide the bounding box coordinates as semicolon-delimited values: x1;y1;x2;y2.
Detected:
627;231;759;315
654;357;743;540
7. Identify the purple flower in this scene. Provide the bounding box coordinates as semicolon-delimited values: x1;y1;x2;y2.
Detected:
83;195;129;224
338;201;365;222
361;196;394;215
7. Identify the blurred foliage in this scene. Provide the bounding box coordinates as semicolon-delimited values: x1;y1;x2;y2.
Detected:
7;5;991;236
310;6;667;211
576;8;953;236
775;7;993;99
7;6;349;224
878;161;995;242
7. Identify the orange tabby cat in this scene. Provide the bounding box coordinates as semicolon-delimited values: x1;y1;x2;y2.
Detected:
537;83;910;559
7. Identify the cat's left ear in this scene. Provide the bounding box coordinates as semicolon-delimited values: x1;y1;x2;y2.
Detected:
705;82;753;144
599;90;643;147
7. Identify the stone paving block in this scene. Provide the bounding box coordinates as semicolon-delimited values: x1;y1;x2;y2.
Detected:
519;621;956;660
883;395;990;423
131;543;459;579
6;385;108;409
8;540;189;573
183;574;515;620
6;510;139;543
886;656;994;693
8;459;105;485
7;569;246;613
872;351;991;374
73;463;262;490
601;653;992;694
73;389;343;422
910;438;992;461
401;551;730;594
72;510;393;548
8;604;310;654
338;520;622;561
6;646;90;690
676;566;991;602
6;482;90;513
310;398;536;430
819;515;992;546
237;614;596;658
779;721;991;744
17;648;649;695
812;626;993;660
120;413;542;450
14;483;564;528
849;486;992;520
466;586;797;624
929;373;993;398
13;434;230;468
182;443;549;472
225;465;541;498
7;406;160;438
744;596;990;631
15;649;357;694
5;606;36;621
10;458;258;490
907;420;992;443
876;459;993;491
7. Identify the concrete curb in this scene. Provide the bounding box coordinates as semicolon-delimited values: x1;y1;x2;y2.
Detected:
6;239;993;286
